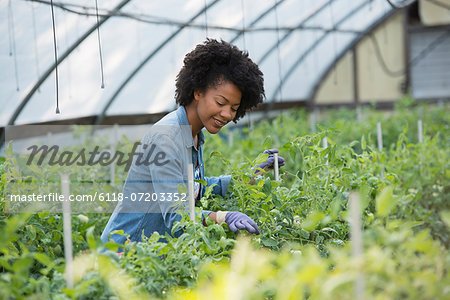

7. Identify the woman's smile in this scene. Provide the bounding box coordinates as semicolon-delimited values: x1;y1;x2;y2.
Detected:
213;117;226;127
187;80;242;135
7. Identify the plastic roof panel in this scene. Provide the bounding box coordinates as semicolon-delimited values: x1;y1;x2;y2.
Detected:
0;0;397;126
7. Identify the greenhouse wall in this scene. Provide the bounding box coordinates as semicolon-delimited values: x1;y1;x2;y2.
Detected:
313;1;450;106
410;0;450;100
357;11;405;103
314;51;355;104
410;27;450;99
314;11;406;105
419;0;450;26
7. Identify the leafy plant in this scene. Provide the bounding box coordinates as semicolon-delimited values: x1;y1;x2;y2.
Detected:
0;102;448;298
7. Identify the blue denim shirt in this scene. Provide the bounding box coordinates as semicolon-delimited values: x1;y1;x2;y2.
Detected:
101;106;231;245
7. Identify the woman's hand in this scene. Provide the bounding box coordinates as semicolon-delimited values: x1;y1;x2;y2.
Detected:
208;211;260;234
254;149;285;174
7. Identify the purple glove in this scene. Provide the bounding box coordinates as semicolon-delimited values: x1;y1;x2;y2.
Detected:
255;149;285;173
219;211;260;234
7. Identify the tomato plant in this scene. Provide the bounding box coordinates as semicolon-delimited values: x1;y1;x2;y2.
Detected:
0;102;448;299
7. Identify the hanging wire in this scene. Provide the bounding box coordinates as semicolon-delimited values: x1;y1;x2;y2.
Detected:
329;1;338;85
204;0;209;37
8;0;20;91
7;1;13;56
273;0;283;127
94;0;105;88
240;0;246;50
30;0;369;34
50;0;60;114
369;29;450;77
31;2;41;92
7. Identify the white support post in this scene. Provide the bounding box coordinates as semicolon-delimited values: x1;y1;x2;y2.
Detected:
228;130;233;147
61;173;73;289
417;120;423;143
109;126;118;186
377;122;384;177
323;137;328;166
46;131;53;146
418;105;424;119
310;107;318;133
273;152;279;181
109;149;115;186
187;163;195;223
356;105;361;123
376;122;383;152
349;191;365;300
310;112;315;133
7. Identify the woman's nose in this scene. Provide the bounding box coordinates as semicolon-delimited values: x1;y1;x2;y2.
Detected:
221;107;233;121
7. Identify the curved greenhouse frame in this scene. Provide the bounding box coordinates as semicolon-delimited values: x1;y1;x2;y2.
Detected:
1;0;449;133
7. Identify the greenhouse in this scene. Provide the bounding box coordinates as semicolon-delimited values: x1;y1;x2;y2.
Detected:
0;0;449;299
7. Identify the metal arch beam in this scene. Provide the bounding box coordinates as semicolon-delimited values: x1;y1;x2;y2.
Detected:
386;0;416;9
308;8;399;102
95;0;333;125
229;0;287;44
257;0;336;66
7;0;131;126
95;0;286;124
94;0;222;125
269;0;372;102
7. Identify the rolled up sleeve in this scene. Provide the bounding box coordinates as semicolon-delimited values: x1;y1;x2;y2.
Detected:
204;175;231;198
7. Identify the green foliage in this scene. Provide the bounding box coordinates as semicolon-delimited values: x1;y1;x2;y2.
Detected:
0;102;448;298
114;214;235;298
175;221;449;300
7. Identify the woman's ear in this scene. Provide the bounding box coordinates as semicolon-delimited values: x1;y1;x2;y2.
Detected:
193;89;202;102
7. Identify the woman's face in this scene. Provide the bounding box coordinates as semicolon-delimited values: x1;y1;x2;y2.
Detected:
194;80;241;134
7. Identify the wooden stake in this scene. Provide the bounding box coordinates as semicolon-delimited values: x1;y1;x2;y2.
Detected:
107;149;115;186
349;191;365;299
377;122;384;177
109;126;118;186
376;122;383;152
187;163;195;223
61;173;73;288
323;137;328;166
310;107;318;133
273;152;279;181
417;120;423;143
356;105;361;123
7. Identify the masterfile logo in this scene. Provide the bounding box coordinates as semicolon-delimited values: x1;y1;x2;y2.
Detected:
3;124;192;214
25;142;170;172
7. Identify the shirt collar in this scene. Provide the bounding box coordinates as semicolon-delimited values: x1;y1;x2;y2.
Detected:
176;105;205;149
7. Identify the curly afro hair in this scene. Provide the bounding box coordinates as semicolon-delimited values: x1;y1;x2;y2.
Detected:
175;39;264;122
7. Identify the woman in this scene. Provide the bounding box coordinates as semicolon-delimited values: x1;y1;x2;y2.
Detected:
101;39;284;246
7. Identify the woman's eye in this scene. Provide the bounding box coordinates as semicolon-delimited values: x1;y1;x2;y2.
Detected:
216;102;224;106
231;108;238;112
